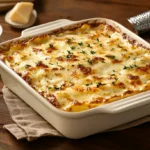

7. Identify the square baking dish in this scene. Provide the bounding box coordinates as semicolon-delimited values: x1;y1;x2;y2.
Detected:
0;18;150;139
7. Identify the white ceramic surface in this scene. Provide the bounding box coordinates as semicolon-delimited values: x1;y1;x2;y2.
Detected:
0;18;150;139
5;9;37;29
0;25;2;36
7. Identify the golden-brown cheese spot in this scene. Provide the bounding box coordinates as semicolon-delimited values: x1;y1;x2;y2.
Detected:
66;54;78;61
30;35;50;44
112;59;122;64
22;74;32;85
57;55;79;62
32;48;42;52
136;64;150;73
93;76;103;81
36;61;48;68
78;64;92;75
126;74;141;86
40;91;59;107
92;57;105;64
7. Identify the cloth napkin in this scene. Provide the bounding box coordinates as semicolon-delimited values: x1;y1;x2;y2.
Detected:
2;86;150;141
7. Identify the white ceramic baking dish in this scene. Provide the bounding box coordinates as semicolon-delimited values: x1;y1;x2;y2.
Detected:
0;18;150;139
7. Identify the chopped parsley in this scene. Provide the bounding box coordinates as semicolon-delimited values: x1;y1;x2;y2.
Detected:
96;38;99;42
106;55;115;59
88;59;93;65
100;43;103;47
123;65;138;70
85;83;92;86
67;38;72;44
97;82;105;87
112;81;116;85
114;77;118;81
49;44;54;48
67;50;73;54
56;62;63;68
36;61;42;65
90;50;96;54
80;50;87;54
66;55;70;58
110;74;115;76
123;66;128;69
87;44;92;48
108;35;111;38
54;87;60;90
71;46;76;50
48;87;53;90
78;42;83;46
134;64;138;68
25;64;31;68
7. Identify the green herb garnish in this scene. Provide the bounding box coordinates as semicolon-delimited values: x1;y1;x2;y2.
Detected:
71;46;76;50
100;43;103;47
25;64;31;68
114;78;118;81
108;35;111;38
80;50;87;54
90;50;96;54
97;82;105;87
66;55;70;58
78;42;83;46
49;44;54;48
123;65;137;70
48;87;53;90
67;50;73;54
106;55;115;59
67;38;72;44
88;59;93;65
123;66;128;69
54;87;60;90
87;44;92;48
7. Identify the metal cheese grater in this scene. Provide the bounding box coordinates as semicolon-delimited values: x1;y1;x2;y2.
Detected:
128;11;150;34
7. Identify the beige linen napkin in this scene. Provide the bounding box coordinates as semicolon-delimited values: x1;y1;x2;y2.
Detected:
2;86;150;141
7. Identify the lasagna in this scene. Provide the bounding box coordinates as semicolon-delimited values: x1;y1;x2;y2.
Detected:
1;22;150;112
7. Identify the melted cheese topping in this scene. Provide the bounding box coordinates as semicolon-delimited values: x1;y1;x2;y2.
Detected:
1;23;150;112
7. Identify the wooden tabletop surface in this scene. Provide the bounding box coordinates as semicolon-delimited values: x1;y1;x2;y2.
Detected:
0;0;150;150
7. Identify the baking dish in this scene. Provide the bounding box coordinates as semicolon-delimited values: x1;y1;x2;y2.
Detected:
0;18;150;139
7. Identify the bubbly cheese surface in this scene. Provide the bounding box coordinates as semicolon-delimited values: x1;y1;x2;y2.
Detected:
9;2;33;24
1;23;150;112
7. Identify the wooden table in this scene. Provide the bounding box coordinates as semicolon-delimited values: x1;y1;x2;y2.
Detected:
0;0;150;149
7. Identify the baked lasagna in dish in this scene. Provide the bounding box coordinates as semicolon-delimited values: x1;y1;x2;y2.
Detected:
1;21;150;112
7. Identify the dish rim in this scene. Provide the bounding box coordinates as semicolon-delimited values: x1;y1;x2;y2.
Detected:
0;17;150;118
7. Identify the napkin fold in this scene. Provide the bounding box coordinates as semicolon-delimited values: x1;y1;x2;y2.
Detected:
2;86;150;141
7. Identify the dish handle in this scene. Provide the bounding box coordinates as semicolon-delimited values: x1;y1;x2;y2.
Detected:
21;19;75;37
98;91;150;114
